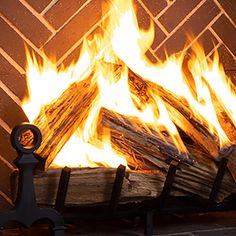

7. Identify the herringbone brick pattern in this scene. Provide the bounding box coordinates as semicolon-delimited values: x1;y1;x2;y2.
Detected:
0;0;235;209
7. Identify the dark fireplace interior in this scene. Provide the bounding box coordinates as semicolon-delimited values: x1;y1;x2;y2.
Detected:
0;0;236;235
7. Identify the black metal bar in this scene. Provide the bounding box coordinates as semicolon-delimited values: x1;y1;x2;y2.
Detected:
157;160;179;209
209;157;228;203
144;210;154;236
55;166;71;213
109;164;126;213
143;160;179;236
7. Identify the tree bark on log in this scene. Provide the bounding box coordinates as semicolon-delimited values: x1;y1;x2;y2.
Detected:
34;167;165;206
128;70;220;158
33;72;98;168
98;107;236;202
98;107;194;165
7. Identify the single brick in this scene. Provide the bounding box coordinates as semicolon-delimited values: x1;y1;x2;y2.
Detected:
212;14;236;57
0;55;27;100
217;0;236;24
25;0;53;13
44;0;88;30
190;29;218;56
135;0;166;50
0;192;13;211
60;25;104;67
226;71;236;87
0;126;16;164
0;18;43;69
145;50;158;63
140;0;167;17
44;0;107;60
155;0;220;60
0;0;52;47
0;127;15;198
158;0;202;33
60;43;82;68
0;88;28;129
217;44;236;70
0;161;15;197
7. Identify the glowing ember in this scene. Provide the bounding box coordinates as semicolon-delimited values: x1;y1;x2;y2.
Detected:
23;0;236;168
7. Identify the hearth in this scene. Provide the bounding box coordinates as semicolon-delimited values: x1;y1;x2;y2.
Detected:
0;0;236;235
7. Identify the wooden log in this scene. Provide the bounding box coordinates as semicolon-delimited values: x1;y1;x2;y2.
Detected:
98;108;236;202
128;70;220;158
173;145;236;202
98;107;195;165
208;93;236;180
32;72;98;168
34;167;165;206
225;147;236;183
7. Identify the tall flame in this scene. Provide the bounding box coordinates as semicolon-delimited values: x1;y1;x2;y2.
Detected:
23;0;236;168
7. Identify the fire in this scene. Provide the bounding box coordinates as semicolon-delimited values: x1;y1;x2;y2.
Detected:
23;0;236;168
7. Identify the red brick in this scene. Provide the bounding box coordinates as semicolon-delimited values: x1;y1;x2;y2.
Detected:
217;0;236;24
140;0;167;17
155;0;220;60
0;89;28;129
190;30;218;56
0;55;27;100
0;0;52;47
0;193;13;211
217;45;236;71
0;126;16;164
0;162;15;198
0;126;15;198
25;0;53;13
44;0;107;60
0;18;43;69
212;14;236;57
226;71;236;86
44;0;88;30
145;50;158;63
60;43;82;68
135;0;166;50
158;0;202;33
60;25;104;67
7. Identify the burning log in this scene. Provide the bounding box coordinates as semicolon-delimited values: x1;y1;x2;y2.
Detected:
34;167;165;206
32;105;236;206
98;107;236;202
128;70;219;158
32;72;98;168
33;146;236;206
98;107;194;165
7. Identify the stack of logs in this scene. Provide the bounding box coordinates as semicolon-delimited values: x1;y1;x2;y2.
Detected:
31;61;236;206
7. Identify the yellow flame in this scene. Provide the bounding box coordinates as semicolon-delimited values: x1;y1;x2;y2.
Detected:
23;0;236;168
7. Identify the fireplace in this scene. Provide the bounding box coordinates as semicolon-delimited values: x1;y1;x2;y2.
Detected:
0;0;236;234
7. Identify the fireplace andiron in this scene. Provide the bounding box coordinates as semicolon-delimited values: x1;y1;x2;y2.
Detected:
0;123;65;236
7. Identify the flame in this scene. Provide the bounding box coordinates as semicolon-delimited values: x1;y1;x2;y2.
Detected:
23;0;236;168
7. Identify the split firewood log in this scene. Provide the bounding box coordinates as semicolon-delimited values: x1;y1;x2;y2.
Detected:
98;107;194;165
128;70;219;158
34;167;165;206
98;107;236;202
26;71;99;168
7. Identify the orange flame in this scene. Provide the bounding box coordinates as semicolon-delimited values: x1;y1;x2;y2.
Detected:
23;0;236;168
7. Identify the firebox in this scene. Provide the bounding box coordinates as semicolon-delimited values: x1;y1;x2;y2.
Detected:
0;0;236;235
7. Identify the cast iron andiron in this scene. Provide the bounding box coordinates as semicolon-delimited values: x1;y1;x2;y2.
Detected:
0;123;65;235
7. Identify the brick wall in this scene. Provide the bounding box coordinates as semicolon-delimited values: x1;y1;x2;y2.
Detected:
0;0;235;210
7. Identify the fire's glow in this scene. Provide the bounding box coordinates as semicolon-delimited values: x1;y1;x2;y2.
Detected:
23;0;236;168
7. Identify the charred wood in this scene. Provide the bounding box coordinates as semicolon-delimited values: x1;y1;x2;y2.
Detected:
33;72;98;168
